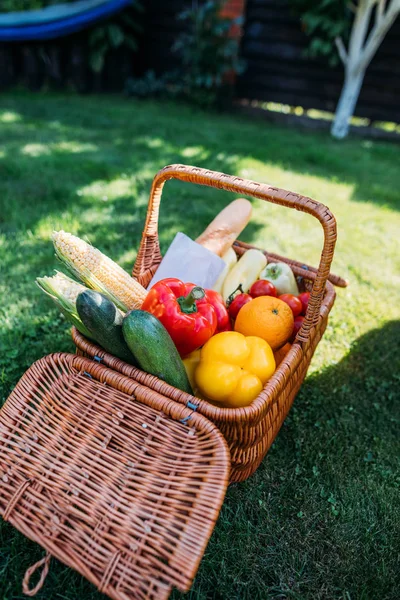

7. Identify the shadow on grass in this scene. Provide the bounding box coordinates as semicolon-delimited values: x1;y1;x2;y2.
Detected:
1;312;399;600
0;108;265;239
1;93;399;212
190;319;400;600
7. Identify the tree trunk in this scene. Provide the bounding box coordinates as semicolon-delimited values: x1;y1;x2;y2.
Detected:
331;68;365;139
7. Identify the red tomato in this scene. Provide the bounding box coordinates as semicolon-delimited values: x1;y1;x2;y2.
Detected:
249;279;277;298
279;293;303;317
228;293;252;320
298;292;310;316
290;315;305;342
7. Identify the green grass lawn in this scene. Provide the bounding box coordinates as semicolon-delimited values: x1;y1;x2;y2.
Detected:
0;92;399;600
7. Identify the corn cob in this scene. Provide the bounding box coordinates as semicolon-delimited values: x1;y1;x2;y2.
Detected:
36;271;94;339
52;231;147;312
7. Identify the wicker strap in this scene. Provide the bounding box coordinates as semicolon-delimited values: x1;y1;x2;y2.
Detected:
22;553;51;596
133;164;337;344
3;479;32;521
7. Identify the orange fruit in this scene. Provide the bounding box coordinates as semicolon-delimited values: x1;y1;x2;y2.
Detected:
234;296;294;351
274;342;292;367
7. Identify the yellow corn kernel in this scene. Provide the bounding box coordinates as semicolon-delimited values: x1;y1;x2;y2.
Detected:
52;230;147;311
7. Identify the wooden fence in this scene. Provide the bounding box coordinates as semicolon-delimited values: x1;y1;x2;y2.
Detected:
0;0;245;91
0;38;134;92
1;0;399;124
0;1;189;92
236;0;400;123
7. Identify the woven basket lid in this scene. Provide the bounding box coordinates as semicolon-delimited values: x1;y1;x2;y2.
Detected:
0;353;230;600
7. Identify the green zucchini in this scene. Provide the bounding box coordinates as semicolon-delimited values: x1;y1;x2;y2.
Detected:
76;290;137;365
122;310;193;394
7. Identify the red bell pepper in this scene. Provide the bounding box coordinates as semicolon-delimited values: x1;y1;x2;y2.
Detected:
178;283;231;333
141;278;218;357
196;288;231;333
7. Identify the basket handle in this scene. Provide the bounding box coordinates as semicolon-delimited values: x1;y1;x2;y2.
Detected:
133;164;337;343
22;553;51;596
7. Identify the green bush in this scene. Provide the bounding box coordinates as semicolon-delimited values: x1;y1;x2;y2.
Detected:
127;1;245;107
289;0;352;66
125;70;180;99
88;4;143;73
173;0;245;106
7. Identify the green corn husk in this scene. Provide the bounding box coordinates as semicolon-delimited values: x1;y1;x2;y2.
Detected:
36;271;94;339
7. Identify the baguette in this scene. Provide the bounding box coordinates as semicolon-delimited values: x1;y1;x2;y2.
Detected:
196;198;252;257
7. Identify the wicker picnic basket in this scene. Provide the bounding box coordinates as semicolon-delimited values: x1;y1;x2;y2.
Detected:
74;164;347;483
0;164;347;599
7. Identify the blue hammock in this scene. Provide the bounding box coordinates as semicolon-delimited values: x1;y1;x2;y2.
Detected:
0;0;132;42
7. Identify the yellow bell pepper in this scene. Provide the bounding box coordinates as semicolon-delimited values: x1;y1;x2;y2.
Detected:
183;349;201;392
189;331;275;408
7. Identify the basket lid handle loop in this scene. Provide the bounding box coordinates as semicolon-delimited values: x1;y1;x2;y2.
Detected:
133;164;338;344
22;552;51;597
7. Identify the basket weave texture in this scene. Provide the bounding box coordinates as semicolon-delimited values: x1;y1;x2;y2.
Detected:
0;353;230;599
73;163;346;483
